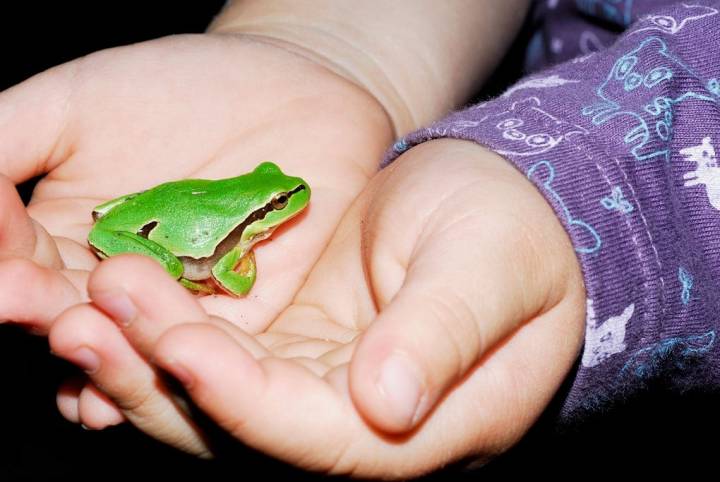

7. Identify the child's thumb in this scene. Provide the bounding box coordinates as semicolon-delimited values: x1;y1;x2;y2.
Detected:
0;63;74;182
349;215;581;434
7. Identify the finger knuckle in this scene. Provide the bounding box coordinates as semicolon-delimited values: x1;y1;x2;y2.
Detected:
422;291;483;372
114;382;157;413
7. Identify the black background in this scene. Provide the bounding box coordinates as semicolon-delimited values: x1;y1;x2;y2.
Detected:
0;2;717;480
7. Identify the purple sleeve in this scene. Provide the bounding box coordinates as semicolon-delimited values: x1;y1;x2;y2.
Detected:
526;0;714;71
384;1;720;422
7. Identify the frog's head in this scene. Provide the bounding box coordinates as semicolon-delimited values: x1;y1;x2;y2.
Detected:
240;162;311;247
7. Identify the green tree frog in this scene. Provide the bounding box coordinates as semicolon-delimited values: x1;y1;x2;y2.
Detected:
87;162;310;296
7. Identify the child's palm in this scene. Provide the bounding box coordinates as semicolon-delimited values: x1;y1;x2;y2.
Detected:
51;140;586;478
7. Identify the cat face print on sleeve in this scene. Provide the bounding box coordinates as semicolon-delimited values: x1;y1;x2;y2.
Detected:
582;36;719;163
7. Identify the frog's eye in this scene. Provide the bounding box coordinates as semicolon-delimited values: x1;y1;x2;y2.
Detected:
271;193;290;210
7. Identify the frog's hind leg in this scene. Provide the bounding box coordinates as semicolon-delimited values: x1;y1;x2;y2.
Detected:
211;247;256;296
88;227;184;279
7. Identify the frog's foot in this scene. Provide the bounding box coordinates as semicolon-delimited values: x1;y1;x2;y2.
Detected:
88;228;184;279
211;248;256;297
179;278;217;295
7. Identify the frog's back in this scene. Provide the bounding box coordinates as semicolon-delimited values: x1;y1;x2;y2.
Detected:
95;176;266;258
94;162;308;258
96;179;217;227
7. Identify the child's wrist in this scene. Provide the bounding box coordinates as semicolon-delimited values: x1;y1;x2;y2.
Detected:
208;1;531;137
208;11;415;137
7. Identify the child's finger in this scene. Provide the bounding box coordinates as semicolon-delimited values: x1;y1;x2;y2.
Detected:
0;258;80;332
152;323;361;471
349;142;583;433
56;376;85;423
57;376;126;428
77;382;127;429
87;254;271;358
87;254;210;355
348;230;560;433
0;175;36;257
0;174;64;268
48;302;212;457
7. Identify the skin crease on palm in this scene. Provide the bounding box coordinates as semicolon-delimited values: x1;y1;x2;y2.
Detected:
0;4;590;480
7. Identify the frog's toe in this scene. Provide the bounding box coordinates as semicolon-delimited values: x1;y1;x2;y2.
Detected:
179;278;217;295
210;251;256;297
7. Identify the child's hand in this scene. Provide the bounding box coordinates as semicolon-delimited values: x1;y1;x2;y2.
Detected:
0;30;393;322
0;33;392;430
50;139;586;477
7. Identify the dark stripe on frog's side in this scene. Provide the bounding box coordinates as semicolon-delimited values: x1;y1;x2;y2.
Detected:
179;184;307;281
137;220;158;238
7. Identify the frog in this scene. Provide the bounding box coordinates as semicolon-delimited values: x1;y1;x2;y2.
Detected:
87;162;310;296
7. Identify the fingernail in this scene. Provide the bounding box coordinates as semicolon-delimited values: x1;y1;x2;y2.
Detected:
376;354;425;428
93;289;137;326
68;346;101;374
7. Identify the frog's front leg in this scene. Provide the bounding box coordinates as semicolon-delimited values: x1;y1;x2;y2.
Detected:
211;247;256;296
88;227;184;279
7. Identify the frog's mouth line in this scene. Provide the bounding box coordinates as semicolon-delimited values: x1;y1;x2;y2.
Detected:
178;184;307;280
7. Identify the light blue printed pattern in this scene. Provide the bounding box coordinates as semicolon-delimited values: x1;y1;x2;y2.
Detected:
582;37;718;162
620;331;715;379
678;267;693;305
576;0;634;26
601;186;634;213
527;160;602;254
709;78;720;96
392;139;409;155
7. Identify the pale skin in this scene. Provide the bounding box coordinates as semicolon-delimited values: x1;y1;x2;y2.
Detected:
0;0;587;478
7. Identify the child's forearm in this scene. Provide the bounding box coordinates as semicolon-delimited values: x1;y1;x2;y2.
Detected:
208;0;531;136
